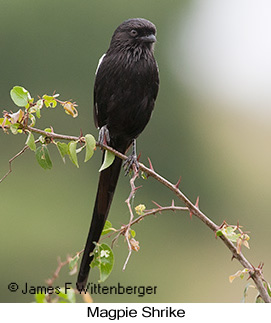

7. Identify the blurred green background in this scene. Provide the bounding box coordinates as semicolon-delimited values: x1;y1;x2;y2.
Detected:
1;0;271;303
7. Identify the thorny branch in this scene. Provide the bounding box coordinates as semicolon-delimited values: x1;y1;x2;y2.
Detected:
1;126;271;302
0;145;30;184
45;251;93;303
45;254;75;303
0;138;40;184
122;165;139;271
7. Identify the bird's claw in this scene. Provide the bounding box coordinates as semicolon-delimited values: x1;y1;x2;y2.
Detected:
123;153;139;176
98;125;110;147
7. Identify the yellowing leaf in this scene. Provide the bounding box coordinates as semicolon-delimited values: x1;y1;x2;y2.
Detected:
229;268;249;283
130;238;140;252
62;101;78;118
8;109;24;124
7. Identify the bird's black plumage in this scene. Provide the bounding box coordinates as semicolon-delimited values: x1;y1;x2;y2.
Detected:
77;18;159;289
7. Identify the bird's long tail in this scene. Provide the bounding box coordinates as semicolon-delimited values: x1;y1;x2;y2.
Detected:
76;146;126;289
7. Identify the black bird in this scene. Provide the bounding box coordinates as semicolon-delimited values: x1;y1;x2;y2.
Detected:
77;18;159;289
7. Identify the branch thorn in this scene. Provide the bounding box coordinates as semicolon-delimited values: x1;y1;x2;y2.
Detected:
152;200;163;209
195;196;200;208
134;185;143;193
147;157;154;171
189;196;199;219
175;176;182;189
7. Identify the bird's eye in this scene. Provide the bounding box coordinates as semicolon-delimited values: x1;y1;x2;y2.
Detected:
130;29;138;37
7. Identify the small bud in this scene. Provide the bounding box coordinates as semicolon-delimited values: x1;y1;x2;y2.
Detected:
135;204;146;215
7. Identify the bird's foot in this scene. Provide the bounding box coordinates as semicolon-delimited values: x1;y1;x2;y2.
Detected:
123;139;139;176
123;153;139;176
98;125;110;147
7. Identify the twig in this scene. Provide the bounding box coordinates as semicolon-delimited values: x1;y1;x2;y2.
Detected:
46;256;70;287
122;165;139;271
27;126;80;142
0;139;40;183
0;147;28;183
45;250;83;302
45;256;70;303
130;205;189;226
102;204;189;244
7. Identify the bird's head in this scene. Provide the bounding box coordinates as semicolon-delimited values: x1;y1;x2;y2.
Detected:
109;18;157;52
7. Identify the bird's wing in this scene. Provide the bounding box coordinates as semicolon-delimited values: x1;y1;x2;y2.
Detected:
93;54;106;129
95;53;106;75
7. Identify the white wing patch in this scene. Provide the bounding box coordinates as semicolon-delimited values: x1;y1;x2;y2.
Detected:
95;53;106;75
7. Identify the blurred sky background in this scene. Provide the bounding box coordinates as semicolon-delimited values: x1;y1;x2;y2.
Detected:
1;0;271;303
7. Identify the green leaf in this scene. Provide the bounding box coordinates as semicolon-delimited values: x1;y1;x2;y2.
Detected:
35;292;47;303
216;230;223;237
99;150;115;172
29;113;36;127
130;229;136;238
0;118;11;128
98;244;114;282
29;99;43;118
36;99;44;109
57;288;76;303
36;108;41;119
84;134;96;162
69;254;80;271
101;220;115;235
43;95;57;108
35;145;52;170
39;135;46;144
90;248;100;269
57;142;69;162
25;97;34;110
26;132;36;151
10;86;31;107
90;243;114;283
141;171;148;180
10;123;20;135
265;281;271;297
68;141;79;168
225;227;240;242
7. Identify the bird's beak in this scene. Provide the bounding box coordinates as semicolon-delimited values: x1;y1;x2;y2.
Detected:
141;34;156;43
